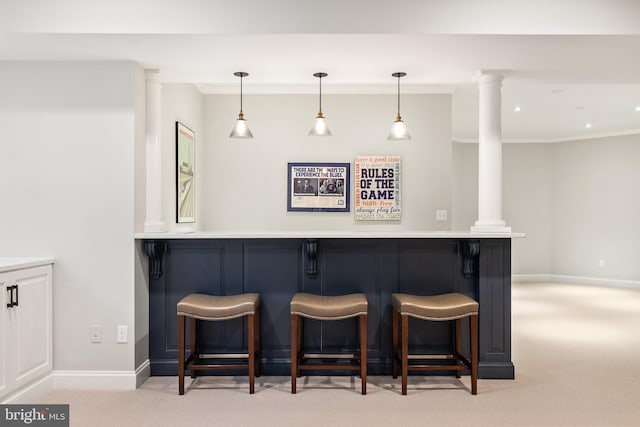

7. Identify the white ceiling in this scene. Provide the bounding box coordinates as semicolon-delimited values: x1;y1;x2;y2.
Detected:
2;0;640;142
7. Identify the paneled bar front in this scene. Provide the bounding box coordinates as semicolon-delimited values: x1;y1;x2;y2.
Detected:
140;232;516;380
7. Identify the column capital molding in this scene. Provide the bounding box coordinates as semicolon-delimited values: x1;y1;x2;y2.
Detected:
145;68;161;83
473;71;504;85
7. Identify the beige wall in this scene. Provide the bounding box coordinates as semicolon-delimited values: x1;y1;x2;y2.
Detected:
160;84;204;232
197;93;453;232
0;61;139;371
453;136;639;283
551;135;640;281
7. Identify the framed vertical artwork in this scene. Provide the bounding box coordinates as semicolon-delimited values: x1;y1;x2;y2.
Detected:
287;162;350;212
354;155;401;220
176;122;195;223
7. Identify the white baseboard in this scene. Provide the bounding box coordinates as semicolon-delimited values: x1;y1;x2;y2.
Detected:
550;275;640;289
1;360;151;402
513;274;640;289
512;274;552;282
1;374;54;404
52;360;151;390
136;359;151;388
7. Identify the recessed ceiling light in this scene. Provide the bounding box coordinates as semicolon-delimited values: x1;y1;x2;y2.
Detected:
636;106;640;111
585;123;592;128
514;106;521;112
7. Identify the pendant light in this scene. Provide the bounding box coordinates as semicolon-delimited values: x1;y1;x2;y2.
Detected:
309;72;332;136
229;71;253;139
387;72;411;141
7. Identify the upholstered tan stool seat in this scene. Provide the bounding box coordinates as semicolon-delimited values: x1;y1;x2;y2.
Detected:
177;293;260;395
290;293;368;395
392;292;479;395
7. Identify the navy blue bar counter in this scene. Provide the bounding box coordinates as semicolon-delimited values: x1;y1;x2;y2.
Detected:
141;233;515;379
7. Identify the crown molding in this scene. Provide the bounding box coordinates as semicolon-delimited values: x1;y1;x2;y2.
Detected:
453;129;640;144
194;83;456;95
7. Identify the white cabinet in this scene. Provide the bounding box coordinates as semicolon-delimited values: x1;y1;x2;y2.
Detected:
0;260;52;401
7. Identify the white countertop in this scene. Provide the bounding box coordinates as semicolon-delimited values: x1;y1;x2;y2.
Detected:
0;257;55;273
135;231;525;239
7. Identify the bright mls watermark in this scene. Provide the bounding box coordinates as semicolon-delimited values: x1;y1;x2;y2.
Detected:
1;405;69;426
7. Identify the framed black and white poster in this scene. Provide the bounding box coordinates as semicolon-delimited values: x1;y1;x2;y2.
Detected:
287;162;350;212
176;122;195;223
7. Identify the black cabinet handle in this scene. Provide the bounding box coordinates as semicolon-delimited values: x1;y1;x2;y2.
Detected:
6;285;14;307
5;285;18;308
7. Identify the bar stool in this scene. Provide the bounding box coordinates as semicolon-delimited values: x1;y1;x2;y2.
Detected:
290;293;368;395
177;293;260;395
391;292;479;395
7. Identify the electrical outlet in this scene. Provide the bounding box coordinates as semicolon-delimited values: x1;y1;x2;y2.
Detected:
90;325;102;343
436;210;448;221
117;325;128;343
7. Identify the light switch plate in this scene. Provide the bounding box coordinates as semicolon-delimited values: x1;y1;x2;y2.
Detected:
436;210;448;221
117;325;128;343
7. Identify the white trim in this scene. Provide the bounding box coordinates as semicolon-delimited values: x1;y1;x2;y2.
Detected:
195;83;456;95
52;369;138;390
135;230;525;239
136;360;151;388
0;374;53;404
550;275;640;289
2;362;151;401
513;274;640;289
512;274;552;283
453;129;640;144
0;257;54;273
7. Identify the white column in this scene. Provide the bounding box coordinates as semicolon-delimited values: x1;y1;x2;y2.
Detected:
471;72;511;233
144;69;167;232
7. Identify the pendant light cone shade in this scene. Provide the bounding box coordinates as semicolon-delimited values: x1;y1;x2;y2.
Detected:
309;72;332;136
229;72;253;139
387;72;411;140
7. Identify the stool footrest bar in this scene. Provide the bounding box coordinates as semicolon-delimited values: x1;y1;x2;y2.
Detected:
188;363;248;370
298;364;361;371
405;364;468;371
302;353;359;359
407;354;454;360
197;353;250;359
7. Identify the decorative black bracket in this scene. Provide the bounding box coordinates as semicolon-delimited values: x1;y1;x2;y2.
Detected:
144;240;167;279
462;239;480;279
305;239;318;278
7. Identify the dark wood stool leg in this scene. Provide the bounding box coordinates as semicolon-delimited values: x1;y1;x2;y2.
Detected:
471;314;478;395
291;314;298;394
455;318;462;379
296;316;303;378
359;314;367;395
189;317;197;379
255;307;261;377
178;315;185;395
392;307;399;379
248;314;255;394
401;314;409;395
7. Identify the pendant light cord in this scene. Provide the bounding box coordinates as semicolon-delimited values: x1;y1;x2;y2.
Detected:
312;72;328;119
318;75;322;113
240;74;244;113
397;75;400;116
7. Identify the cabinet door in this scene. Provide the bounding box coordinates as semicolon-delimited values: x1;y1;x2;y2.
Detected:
9;265;52;390
0;275;8;396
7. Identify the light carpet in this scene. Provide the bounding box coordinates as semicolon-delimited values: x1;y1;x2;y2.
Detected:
40;281;640;426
